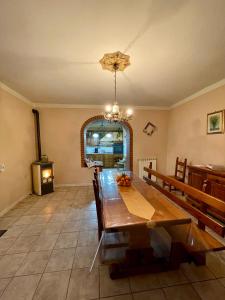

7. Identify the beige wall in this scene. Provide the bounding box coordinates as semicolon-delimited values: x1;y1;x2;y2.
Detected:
0;88;35;214
2;81;224;215
167;85;225;174
39;108;169;185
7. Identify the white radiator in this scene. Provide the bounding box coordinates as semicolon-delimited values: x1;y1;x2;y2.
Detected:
138;158;157;182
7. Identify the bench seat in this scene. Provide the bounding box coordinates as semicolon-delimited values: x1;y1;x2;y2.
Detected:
166;222;225;254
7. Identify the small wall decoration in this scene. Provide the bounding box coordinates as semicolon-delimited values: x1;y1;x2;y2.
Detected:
207;110;224;134
143;122;157;136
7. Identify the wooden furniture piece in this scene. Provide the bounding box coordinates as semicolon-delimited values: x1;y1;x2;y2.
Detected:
93;179;103;240
144;167;225;266
99;169;192;278
187;165;225;222
163;157;187;195
92;173;128;263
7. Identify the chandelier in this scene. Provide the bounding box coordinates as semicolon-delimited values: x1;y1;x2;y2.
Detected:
99;51;133;122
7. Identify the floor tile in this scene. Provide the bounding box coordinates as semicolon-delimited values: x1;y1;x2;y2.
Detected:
163;284;201;300
14;215;35;226
7;235;38;254
73;246;97;269
101;295;132;300
33;270;71;300
0;274;41;300
100;265;130;298
67;267;99;300
129;273;162;292
77;230;98;246
82;210;97;220
66;211;82;222
206;252;225;278
41;206;57;214
45;248;75;272
64;191;77;200
0;217;19;229
157;270;188;287
41;222;63;235
81;202;96;211
5;208;27;217
0;253;27;278
0;225;26;239
219;277;225;287
31;214;53;224
80;218;98;230
54;232;78;249
0;238;16;255
16;251;51;275
49;213;67;223
193;279;225;300
0;278;11;297
21;224;46;236
24;207;43;215
32;233;59;251
181;262;215;282
133;289;166;300
61;221;81;233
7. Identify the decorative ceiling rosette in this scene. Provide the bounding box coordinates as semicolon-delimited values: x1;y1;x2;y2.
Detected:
99;51;130;72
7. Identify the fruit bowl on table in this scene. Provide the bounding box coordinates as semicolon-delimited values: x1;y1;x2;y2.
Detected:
116;173;131;187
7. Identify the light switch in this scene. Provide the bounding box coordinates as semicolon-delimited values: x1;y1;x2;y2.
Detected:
0;163;5;172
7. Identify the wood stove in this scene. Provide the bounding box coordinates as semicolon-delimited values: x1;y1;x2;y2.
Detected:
32;161;54;195
32;109;54;196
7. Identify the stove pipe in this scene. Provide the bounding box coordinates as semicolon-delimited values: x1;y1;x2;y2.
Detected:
32;109;42;161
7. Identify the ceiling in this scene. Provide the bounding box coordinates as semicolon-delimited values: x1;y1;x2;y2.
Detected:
0;0;225;107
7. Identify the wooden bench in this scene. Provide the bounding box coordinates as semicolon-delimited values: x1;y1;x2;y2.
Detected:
144;167;225;266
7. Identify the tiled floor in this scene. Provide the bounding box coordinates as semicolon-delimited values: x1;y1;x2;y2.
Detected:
0;186;224;299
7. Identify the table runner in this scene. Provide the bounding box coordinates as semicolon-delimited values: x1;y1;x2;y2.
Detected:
119;184;155;220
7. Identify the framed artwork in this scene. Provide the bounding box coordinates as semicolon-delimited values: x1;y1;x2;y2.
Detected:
207;110;224;134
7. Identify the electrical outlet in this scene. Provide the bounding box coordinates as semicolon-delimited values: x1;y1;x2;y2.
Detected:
0;163;5;173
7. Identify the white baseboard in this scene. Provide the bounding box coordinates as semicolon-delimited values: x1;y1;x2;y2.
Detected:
0;193;31;217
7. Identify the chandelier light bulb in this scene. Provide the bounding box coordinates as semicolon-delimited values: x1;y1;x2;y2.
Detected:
112;103;119;114
105;105;112;112
126;108;133;116
92;133;99;138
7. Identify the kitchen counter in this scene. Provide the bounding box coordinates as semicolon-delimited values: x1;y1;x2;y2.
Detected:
86;153;123;168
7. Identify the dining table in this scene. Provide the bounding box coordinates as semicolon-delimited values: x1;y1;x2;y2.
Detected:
99;169;192;278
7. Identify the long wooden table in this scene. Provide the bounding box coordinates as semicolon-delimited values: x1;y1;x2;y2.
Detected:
99;170;192;278
100;170;191;229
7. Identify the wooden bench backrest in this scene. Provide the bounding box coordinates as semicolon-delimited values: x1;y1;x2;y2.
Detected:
144;167;225;237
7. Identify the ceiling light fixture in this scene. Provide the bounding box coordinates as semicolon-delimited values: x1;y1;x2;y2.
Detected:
99;51;133;122
92;133;99;138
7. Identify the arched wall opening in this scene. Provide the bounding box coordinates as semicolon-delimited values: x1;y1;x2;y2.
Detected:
80;115;133;170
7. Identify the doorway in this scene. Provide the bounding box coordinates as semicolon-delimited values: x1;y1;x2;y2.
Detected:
80;115;133;170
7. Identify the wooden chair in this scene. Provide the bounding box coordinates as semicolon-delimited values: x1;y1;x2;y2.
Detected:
92;177;129;264
92;179;103;240
163;157;187;195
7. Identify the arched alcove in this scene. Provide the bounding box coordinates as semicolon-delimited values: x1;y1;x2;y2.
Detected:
80;115;133;170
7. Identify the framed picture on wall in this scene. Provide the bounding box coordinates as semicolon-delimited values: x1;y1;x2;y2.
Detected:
207;110;224;134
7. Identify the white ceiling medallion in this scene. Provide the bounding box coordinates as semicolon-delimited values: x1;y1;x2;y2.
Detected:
99;51;133;122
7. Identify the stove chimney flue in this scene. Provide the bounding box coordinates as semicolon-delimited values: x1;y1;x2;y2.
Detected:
32;109;42;161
